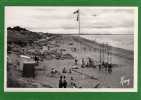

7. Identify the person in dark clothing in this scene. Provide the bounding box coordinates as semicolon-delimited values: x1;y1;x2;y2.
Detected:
101;61;105;72
75;58;78;65
34;55;39;64
108;63;112;74
37;56;39;64
105;62;108;72
69;68;72;74
99;64;101;71
81;58;85;68
102;61;105;66
59;76;63;88
63;76;67;88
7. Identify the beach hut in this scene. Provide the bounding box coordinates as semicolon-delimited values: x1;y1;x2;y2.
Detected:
19;55;36;78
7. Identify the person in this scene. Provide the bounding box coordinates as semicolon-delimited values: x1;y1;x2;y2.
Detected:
34;55;39;64
59;76;63;88
37;56;39;64
75;58;78;65
51;68;56;74
69;68;72;74
101;61;105;72
62;76;67;88
81;58;85;68
34;55;37;63
105;62;108;72
62;67;67;73
99;64;101;71
70;77;77;88
88;57;95;68
108;63;112;74
86;61;89;67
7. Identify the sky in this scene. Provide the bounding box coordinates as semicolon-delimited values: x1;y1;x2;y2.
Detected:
5;7;137;50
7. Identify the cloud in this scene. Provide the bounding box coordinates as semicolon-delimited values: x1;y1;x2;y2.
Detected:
5;7;135;34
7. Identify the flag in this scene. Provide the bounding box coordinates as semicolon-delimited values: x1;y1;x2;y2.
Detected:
73;9;79;21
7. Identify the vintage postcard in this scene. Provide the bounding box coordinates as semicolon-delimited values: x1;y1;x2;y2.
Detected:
4;6;138;92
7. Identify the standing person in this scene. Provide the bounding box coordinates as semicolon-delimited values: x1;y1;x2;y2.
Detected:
59;76;63;88
99;64;101;71
34;55;37;63
81;58;85;68
105;62;108;72
75;58;78;65
108;63;112;74
101;61;105;72
37;56;39;64
63;76;67;88
69;68;72;74
62;67;67;73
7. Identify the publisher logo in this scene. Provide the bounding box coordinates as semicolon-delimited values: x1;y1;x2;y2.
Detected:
120;76;130;88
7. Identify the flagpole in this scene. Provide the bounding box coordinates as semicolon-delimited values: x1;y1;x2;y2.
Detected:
78;9;81;60
78;9;80;35
78;9;83;80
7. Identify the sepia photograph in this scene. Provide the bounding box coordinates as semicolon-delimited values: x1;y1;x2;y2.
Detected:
4;6;138;92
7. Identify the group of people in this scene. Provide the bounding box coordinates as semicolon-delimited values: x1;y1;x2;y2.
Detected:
59;76;67;88
99;62;112;74
58;76;78;88
81;58;96;68
58;57;112;88
78;57;113;74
